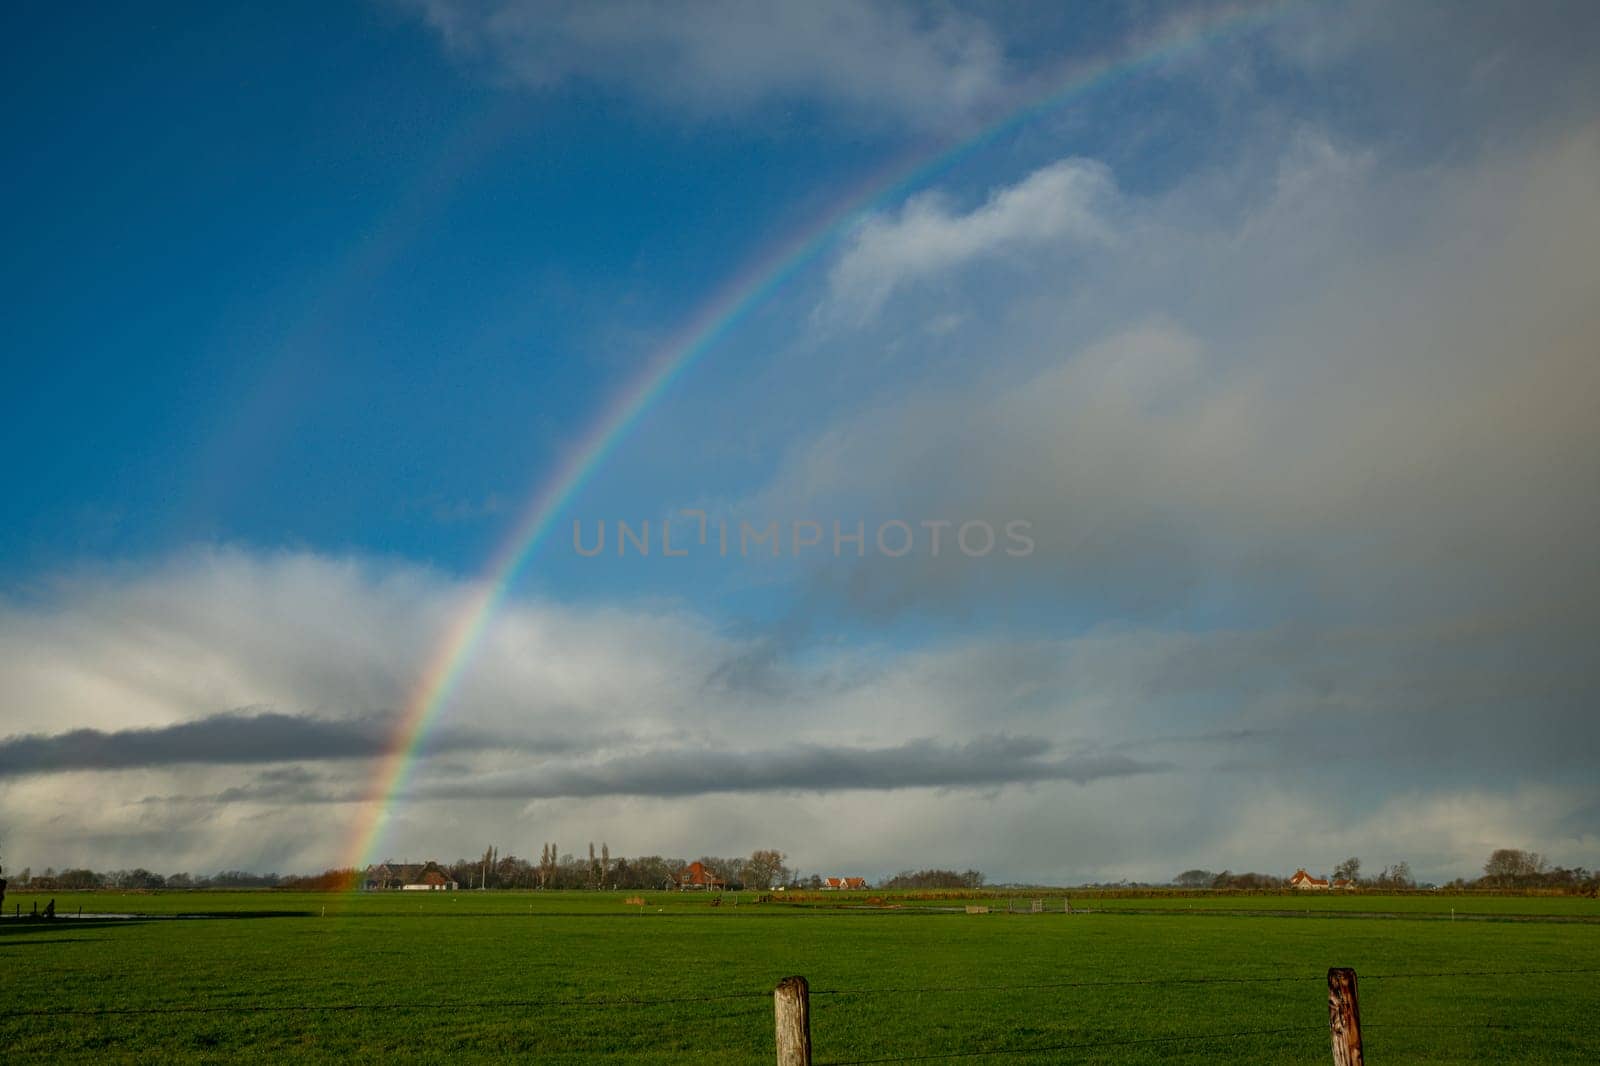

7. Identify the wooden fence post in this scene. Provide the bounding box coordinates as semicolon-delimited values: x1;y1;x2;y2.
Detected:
774;975;812;1066
1328;967;1364;1065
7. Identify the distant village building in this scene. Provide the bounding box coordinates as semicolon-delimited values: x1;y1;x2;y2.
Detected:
364;861;458;891
1288;868;1358;890
822;877;868;890
675;861;726;891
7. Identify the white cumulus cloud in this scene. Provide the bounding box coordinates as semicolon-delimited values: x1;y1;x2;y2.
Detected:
403;0;1010;128
824;158;1117;321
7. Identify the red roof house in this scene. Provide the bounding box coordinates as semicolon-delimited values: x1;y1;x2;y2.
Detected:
1289;868;1330;890
677;861;725;891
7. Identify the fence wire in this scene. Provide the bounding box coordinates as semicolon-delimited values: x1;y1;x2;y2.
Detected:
816;1026;1328;1064
0;989;772;1019
816;1021;1570;1065
810;965;1600;997
3;966;1595;1020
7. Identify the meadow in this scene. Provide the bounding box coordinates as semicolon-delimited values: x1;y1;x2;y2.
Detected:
2;889;1596;1063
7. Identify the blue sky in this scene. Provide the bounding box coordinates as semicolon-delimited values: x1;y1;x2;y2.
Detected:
3;4;834;574
2;1;1598;883
0;0;1300;583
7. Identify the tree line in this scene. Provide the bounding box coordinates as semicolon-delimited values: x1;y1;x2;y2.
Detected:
1171;848;1598;893
7;846;820;892
14;844;1591;894
436;844;799;891
878;868;987;890
8;868;284;890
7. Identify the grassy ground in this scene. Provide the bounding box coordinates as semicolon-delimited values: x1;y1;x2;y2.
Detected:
2;890;1596;1063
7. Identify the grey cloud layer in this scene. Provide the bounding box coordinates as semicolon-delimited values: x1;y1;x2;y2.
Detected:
416;735;1164;800
0;710;575;777
1;550;1594;880
766;124;1600;630
0;701;1162;798
0;711;397;776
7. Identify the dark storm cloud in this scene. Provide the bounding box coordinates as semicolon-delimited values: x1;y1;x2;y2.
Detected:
0;709;574;777
416;734;1167;800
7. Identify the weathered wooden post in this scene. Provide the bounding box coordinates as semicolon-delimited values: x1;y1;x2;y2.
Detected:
1328;967;1364;1065
774;975;812;1066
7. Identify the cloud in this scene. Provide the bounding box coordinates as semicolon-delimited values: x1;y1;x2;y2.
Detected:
140;766;350;807
0;711;399;777
763;122;1600;627
0;550;1175;871
656;112;1600;885
1207;783;1600;885
0;709;590;778
414;734;1165;800
824;158;1116;320
1260;0;1600;139
0;546;1593;881
0;546;728;740
402;0;1009;128
7;40;1600;881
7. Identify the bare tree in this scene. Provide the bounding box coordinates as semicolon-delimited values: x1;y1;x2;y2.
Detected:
1484;848;1546;884
1333;857;1361;882
740;849;790;890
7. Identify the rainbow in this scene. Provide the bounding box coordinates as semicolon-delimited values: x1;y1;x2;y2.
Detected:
341;0;1294;874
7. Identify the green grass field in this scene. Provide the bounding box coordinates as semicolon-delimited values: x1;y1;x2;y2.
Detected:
3;890;1597;1063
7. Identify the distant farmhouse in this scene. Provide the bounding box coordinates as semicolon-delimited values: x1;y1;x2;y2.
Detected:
822;877;869;890
1289;868;1355;890
674;861;725;891
364;861;458;891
